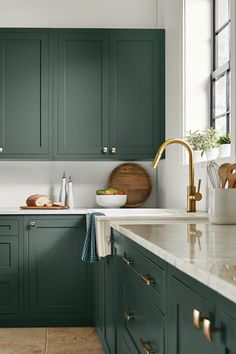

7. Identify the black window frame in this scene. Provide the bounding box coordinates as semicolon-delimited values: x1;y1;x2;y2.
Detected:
211;0;231;134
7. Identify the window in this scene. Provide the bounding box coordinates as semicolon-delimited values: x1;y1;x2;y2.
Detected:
211;0;231;134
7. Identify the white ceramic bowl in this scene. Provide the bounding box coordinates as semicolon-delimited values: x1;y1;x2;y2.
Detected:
96;194;127;208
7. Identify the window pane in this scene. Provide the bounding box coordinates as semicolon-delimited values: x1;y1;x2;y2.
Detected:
215;116;227;134
216;25;230;67
215;75;227;116
216;0;229;29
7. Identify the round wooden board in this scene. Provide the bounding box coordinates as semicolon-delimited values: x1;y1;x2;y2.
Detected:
107;163;152;207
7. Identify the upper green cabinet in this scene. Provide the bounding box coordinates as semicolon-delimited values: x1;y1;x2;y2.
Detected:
0;31;52;159
0;29;165;160
55;31;109;159
109;30;165;159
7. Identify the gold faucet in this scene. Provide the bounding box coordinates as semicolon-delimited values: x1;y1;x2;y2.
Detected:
152;138;202;212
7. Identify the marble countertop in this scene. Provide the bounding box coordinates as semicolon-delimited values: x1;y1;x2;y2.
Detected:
111;221;236;304
0;207;208;219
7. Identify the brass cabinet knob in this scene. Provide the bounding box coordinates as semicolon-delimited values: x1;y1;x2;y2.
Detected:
122;256;133;266
203;318;222;342
139;273;155;286
123;310;135;321
29;221;36;227
193;309;205;330
0;148;3;153
102;147;108;153
140;338;157;354
111;147;116;154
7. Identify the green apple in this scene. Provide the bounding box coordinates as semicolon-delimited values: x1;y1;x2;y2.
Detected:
96;189;106;195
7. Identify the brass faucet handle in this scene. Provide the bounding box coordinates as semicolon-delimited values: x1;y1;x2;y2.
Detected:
195;179;202;201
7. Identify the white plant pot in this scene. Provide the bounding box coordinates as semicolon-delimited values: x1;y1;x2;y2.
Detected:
219;143;231;158
193;150;206;163
205;147;219;161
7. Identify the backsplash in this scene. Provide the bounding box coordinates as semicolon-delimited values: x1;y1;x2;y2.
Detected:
0;161;157;208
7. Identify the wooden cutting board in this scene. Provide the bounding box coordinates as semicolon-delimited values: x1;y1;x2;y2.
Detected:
108;163;152;207
20;206;69;210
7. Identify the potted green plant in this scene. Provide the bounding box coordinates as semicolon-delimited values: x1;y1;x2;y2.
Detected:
202;128;219;160
185;130;205;162
218;133;231;158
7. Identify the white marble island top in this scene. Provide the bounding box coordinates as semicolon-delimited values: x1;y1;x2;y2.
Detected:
111;221;236;304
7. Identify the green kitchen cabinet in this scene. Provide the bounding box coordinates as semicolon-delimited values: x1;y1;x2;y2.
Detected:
95;254;116;354
167;274;214;354
109;30;165;160
215;310;236;353
0;217;23;322
0;31;52;159
24;216;92;326
55;30;109;160
55;29;165;160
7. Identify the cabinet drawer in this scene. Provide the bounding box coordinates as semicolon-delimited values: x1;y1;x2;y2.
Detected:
121;240;165;312
120;272;164;354
0;236;18;274
0;219;18;236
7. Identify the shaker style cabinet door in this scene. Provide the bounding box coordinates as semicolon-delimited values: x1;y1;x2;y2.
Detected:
55;30;109;159
168;276;214;354
0;31;51;159
24;216;92;325
109;30;165;160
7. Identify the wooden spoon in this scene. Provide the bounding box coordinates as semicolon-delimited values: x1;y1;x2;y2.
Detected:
226;163;236;188
218;163;231;188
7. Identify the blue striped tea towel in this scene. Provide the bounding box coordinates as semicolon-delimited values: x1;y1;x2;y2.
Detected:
82;212;105;263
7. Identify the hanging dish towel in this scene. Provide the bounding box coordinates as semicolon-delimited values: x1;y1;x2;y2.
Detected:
82;212;105;263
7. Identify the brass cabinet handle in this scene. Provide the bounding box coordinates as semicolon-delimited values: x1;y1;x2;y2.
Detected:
102;147;108;153
122;256;133;266
202;318;222;342
0;147;3;153
111;147;116;154
29;221;36;227
123;310;135;321
193;309;205;330
139;273;155;286
140;338;157;354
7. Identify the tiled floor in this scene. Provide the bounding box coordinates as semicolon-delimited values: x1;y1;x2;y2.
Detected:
0;327;104;354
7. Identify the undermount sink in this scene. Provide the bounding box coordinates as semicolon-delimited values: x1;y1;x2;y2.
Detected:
92;208;208;220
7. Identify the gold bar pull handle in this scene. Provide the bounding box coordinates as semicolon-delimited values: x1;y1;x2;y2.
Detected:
193;309;206;329
122;256;133;266
203;318;222;342
102;147;108;153
140;338;157;354
140;273;155;286
123;310;135;321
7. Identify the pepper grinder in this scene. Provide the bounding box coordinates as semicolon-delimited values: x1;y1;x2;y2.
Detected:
66;176;74;208
59;172;66;206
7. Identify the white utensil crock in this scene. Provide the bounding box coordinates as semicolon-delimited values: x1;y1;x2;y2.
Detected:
209;188;236;224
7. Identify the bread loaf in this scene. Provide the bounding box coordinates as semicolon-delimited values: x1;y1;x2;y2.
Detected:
26;194;52;207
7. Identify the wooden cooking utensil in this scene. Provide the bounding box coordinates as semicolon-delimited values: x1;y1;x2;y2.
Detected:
226;164;236;188
218;163;231;188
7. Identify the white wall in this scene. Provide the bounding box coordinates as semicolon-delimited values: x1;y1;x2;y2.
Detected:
0;0;158;28
0;161;157;208
156;0;208;211
0;0;161;208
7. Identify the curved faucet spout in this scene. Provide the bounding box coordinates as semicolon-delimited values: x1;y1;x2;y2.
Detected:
152;138;202;212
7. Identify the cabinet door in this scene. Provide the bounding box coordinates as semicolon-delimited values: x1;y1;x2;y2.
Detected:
215;309;236;353
25;216;92;324
109;30;165;160
94;258;106;337
168;276;214;354
0;31;51;159
55;30;109;160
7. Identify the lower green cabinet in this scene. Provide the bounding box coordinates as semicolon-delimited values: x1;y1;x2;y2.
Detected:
215;310;236;353
168;275;214;354
0;217;23;321
95;255;116;354
24;216;92;325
